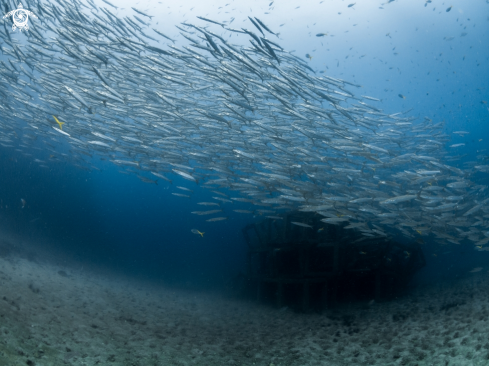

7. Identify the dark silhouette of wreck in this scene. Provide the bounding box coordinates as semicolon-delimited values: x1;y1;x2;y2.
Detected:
241;211;425;312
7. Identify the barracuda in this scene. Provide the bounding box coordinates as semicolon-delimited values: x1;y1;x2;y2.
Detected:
0;1;486;245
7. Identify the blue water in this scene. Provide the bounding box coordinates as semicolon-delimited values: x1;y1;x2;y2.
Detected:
0;0;488;292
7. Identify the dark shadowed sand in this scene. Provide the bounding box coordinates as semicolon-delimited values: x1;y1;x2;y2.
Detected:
1;231;488;366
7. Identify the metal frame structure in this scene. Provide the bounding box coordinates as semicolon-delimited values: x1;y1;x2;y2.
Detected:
242;211;425;311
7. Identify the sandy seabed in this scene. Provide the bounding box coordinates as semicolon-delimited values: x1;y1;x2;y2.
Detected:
0;236;488;366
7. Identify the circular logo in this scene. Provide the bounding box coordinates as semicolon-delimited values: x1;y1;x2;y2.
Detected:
12;8;29;29
4;4;36;32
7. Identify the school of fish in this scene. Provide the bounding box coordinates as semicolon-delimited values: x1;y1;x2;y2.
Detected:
0;0;488;247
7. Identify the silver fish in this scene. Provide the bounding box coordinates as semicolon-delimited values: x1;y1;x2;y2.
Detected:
206;217;228;222
291;222;313;228
0;4;486;246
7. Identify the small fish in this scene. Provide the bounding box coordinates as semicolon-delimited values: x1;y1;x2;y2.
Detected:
191;209;222;215
197;202;220;207
362;95;381;102
248;16;265;36
321;218;349;224
138;176;158;185
317;227;324;233
64;86;91;112
20;198;26;208
446;181;469;189
398;94;406;99
196;16;224;27
380;195;416;204
151;172;172;184
88;140;110;148
305;53;313;60
316;33;327;37
446;6;452;12
453;131;469;136
101;0;117;9
470;267;483;273
53;127;70;137
266;216;283;220
348;3;356;8
172;193;190;198
177;186;193;192
132;7;153;19
53;115;65;130
152;29;176;43
191;229;205;237
291;222;313;228
254;17;276;35
206;217;228;222
172;169;198;183
213;197;233;203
